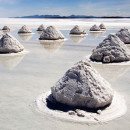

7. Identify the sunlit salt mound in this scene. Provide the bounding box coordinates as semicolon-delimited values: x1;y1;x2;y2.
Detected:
51;61;113;109
2;26;10;31
0;34;24;53
39;26;64;40
18;25;32;34
116;28;130;44
99;23;106;30
70;25;86;35
37;24;45;31
89;25;100;31
90;34;130;63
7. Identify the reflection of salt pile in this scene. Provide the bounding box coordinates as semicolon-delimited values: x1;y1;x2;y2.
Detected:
90;31;104;38
37;24;45;31
36;61;127;123
90;34;130;63
18;25;32;34
70;25;86;35
70;35;86;43
116;28;130;44
90;63;130;82
89;25;100;31
0;54;24;70
18;34;32;42
40;40;64;53
0;33;24;53
52;61;113;109
2;26;10;32
39;26;65;40
99;23;106;30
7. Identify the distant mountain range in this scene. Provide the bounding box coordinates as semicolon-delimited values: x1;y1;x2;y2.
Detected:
11;15;130;19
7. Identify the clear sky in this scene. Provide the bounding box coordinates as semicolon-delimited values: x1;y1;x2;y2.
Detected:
0;0;130;17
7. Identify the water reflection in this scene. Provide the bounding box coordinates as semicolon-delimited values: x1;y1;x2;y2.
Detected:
18;34;33;42
37;31;43;35
70;35;86;44
90;31;105;38
91;63;130;82
39;41;64;53
0;54;25;70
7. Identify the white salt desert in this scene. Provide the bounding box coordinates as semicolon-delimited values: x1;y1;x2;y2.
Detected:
0;18;130;130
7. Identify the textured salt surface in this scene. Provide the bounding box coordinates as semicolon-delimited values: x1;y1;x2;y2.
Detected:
35;91;126;124
51;61;113;109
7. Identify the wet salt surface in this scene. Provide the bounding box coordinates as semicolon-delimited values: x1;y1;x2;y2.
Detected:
0;24;130;130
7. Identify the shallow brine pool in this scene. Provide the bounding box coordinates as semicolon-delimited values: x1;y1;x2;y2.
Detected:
0;22;130;130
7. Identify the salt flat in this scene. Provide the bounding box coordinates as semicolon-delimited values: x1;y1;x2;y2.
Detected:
0;18;130;130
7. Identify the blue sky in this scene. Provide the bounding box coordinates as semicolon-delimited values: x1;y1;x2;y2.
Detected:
0;0;130;17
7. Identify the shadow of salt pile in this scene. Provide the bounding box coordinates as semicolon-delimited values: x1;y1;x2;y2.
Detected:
18;34;33;42
70;35;86;44
90;31;105;38
91;63;130;82
39;41;64;53
0;54;24;70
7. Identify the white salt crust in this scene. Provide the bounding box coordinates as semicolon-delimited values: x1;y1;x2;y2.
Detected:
35;91;126;124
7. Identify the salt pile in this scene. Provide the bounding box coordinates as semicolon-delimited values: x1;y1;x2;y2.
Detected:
90;34;130;63
0;33;24;53
39;26;64;40
18;25;32;34
70;25;86;35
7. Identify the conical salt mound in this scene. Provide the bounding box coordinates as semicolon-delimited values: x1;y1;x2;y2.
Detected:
89;25;100;31
99;23;106;30
18;25;32;33
39;26;64;40
116;28;130;44
2;26;10;31
70;25;86;35
51;61;113;109
90;34;130;63
0;33;24;53
37;24;45;31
